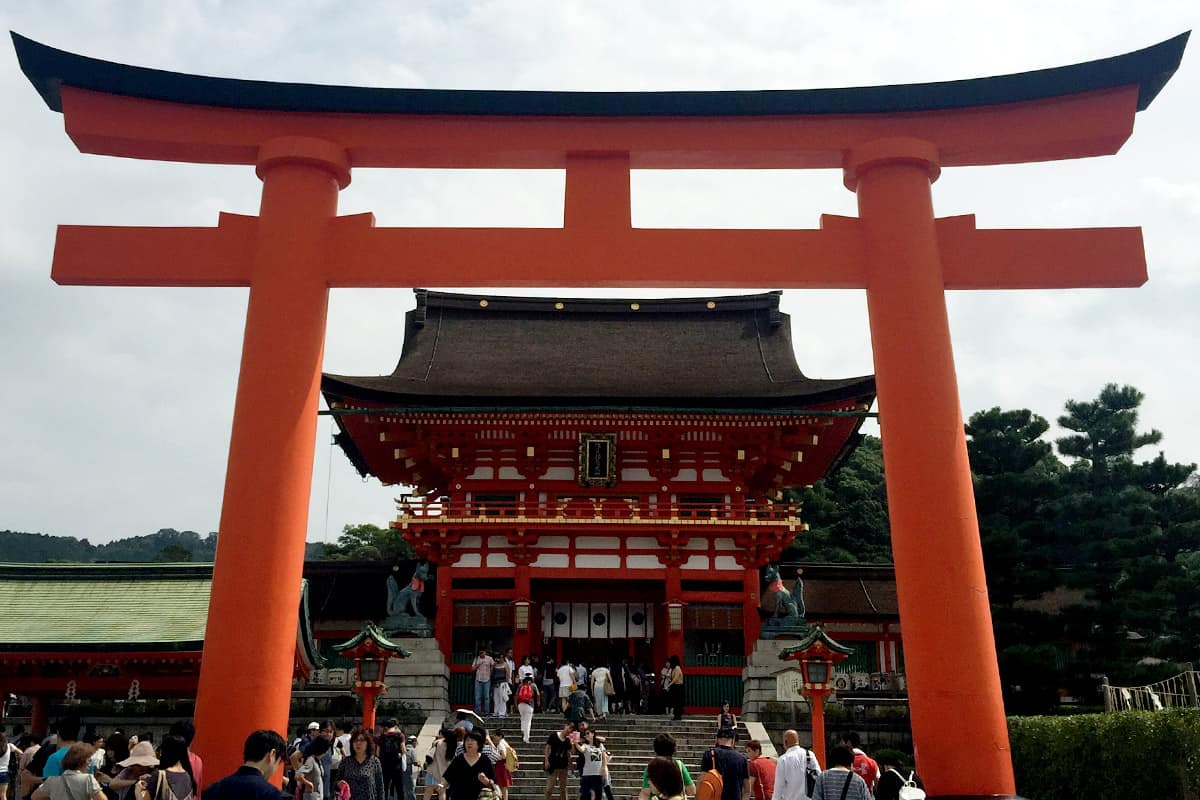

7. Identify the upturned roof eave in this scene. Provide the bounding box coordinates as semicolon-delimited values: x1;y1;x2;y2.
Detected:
319;380;878;414
12;31;1188;116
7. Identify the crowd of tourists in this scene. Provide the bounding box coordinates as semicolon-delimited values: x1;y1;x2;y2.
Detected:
2;707;921;800
468;651;688;732
2;717;204;800
413;710;920;800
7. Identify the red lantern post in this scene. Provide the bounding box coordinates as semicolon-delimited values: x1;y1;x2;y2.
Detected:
780;628;853;767
333;623;412;731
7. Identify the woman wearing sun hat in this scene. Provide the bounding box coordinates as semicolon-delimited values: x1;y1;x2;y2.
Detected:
108;742;158;800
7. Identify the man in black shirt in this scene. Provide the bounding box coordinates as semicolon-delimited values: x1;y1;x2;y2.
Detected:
543;722;575;800
203;730;292;800
699;728;750;800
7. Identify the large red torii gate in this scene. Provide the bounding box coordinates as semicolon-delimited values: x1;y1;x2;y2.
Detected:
13;31;1187;799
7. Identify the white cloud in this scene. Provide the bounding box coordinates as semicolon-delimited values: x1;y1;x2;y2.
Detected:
1;1;1198;542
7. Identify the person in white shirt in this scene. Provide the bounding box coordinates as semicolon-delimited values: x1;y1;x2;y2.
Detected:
589;666;611;720
771;730;820;800
556;662;576;712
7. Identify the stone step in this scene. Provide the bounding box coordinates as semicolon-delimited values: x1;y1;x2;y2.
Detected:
430;712;751;799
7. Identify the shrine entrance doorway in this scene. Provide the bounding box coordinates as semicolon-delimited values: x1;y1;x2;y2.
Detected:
556;637;654;673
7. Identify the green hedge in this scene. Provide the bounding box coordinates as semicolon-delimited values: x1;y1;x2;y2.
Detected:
1008;710;1200;800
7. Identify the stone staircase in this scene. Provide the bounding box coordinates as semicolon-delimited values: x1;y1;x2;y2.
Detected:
476;713;747;800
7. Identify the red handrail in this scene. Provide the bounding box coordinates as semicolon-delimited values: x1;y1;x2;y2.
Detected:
395;496;799;521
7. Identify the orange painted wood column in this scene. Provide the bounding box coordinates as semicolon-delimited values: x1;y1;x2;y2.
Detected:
513;562;533;663
193;137;349;779
846;139;1016;798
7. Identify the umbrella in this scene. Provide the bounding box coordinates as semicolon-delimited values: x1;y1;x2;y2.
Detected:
447;709;485;730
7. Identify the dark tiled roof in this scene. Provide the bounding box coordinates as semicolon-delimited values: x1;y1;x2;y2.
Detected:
323;290;874;410
14;32;1187;115
772;563;899;619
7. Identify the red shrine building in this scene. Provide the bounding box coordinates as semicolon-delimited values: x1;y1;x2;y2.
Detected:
323;290;875;708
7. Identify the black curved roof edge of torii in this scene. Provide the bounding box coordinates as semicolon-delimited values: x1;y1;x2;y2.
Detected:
11;29;1189;117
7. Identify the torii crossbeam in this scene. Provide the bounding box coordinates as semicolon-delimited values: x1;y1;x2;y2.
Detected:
13;30;1188;799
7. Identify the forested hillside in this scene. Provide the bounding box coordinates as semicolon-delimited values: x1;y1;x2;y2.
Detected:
0;527;326;562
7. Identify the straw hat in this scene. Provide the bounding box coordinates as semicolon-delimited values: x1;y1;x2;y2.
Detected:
118;741;159;768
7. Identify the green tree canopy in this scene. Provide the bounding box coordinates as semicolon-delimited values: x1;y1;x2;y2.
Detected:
319;522;415;561
785;435;891;562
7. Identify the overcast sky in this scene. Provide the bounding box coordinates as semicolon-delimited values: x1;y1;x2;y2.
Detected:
1;2;1196;546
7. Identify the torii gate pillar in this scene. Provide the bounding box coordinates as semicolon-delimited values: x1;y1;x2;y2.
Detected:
849;139;1010;788
193;138;349;763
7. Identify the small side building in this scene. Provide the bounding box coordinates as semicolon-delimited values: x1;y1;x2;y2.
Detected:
0;563;322;735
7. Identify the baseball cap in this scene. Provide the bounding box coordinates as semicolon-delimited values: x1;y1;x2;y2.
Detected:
308;721;321;731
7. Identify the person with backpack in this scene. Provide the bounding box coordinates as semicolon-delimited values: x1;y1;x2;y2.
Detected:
770;730;819;800
698;728;748;800
810;747;868;800
132;736;197;800
516;677;539;743
375;722;407;800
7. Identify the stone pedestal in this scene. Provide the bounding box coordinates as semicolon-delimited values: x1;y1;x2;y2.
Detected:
383;637;450;716
741;638;809;719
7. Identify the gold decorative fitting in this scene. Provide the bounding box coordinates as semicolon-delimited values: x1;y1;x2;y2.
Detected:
706;301;716;309
661;448;671;459
630;303;640;310
526;446;535;457
451;447;460;458
812;434;820;445
737;449;745;460
479;299;489;308
554;302;565;310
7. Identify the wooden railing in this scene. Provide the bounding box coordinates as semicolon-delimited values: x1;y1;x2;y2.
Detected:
395;496;800;524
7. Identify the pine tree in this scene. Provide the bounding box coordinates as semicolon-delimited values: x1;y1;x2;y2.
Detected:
1053;384;1198;675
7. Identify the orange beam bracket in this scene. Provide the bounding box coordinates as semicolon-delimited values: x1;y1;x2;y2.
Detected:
52;212;259;286
326;215;868;289
937;214;1147;289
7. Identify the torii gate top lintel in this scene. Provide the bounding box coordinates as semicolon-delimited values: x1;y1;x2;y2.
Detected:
11;30;1189;170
